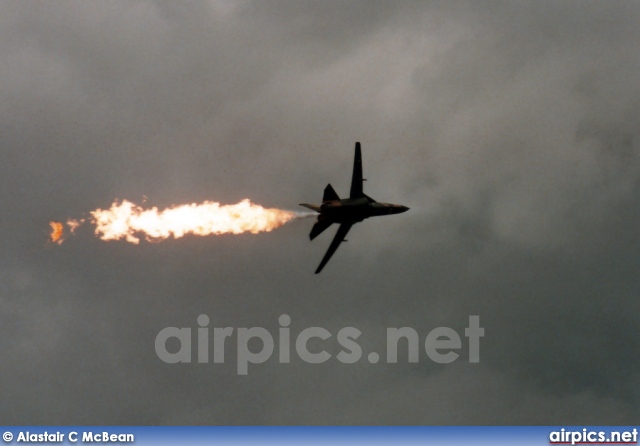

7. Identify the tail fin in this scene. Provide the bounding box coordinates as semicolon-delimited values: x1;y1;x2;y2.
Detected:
349;142;364;198
323;183;340;202
309;218;333;240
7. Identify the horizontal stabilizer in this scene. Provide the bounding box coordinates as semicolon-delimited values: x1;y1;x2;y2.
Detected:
323;183;340;202
300;203;321;212
309;218;333;240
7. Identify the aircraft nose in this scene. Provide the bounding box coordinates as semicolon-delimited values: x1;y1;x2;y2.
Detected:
400;206;409;212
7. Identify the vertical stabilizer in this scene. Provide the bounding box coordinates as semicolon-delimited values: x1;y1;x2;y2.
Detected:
349;142;364;198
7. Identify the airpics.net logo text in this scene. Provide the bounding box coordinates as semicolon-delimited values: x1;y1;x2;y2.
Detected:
155;315;484;375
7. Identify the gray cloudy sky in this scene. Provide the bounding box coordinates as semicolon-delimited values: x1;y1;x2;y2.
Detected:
2;0;640;424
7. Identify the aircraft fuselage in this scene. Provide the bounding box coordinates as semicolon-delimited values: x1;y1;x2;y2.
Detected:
320;198;408;224
301;142;409;273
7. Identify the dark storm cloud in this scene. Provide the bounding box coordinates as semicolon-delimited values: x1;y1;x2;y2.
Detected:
1;0;640;424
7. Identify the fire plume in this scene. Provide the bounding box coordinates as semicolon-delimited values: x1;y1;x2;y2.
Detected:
50;199;311;245
49;221;64;244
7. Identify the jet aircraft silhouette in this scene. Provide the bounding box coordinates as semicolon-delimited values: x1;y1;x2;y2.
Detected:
301;142;409;273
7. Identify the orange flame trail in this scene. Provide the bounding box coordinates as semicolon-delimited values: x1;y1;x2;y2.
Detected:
49;222;64;244
50;199;312;244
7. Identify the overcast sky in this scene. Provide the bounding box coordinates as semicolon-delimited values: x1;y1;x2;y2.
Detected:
2;1;640;424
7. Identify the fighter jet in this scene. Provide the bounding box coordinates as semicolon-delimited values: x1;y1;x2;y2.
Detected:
300;142;409;273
